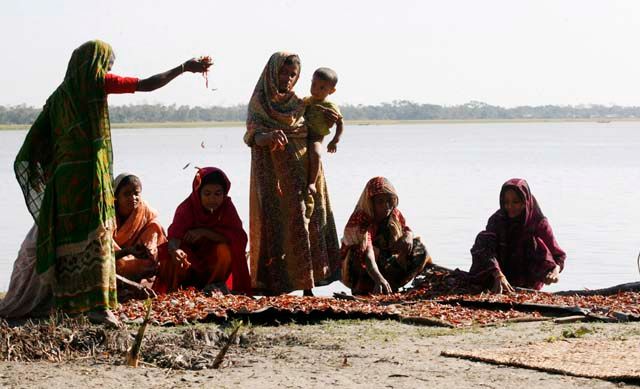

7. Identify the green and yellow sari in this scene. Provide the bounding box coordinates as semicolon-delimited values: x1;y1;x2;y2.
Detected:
14;40;118;313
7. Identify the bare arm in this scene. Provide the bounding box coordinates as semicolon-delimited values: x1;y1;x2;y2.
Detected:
364;243;392;294
168;238;190;268
333;118;344;142
327;118;344;153
137;58;211;92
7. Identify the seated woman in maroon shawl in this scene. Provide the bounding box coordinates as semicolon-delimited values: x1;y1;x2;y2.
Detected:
340;177;431;295
153;167;251;295
469;178;566;293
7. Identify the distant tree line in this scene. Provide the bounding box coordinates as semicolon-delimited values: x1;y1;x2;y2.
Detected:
2;100;640;125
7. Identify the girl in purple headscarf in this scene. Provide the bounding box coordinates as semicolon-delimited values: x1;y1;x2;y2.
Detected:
469;179;566;293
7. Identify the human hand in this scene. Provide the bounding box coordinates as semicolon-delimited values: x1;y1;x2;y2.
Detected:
327;139;339;153
373;276;393;295
316;105;341;127
138;284;158;299
544;265;561;285
183;57;213;73
169;248;191;269
393;234;413;256
269;130;288;151
491;273;515;294
307;183;317;195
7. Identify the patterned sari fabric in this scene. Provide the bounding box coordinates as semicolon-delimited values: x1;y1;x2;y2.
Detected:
14;40;118;313
0;226;52;318
469;178;566;290
244;52;341;294
340;177;430;294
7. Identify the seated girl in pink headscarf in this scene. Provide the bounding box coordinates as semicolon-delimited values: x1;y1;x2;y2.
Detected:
153;167;251;295
469;178;566;293
340;177;431;295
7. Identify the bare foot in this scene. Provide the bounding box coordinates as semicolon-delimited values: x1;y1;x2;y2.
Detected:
86;309;121;328
307;183;317;195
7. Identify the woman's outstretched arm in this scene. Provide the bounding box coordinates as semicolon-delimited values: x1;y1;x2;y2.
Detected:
137;58;211;92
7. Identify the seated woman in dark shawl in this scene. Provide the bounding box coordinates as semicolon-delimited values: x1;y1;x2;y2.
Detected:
341;177;431;295
153;167;251;295
469;178;566;293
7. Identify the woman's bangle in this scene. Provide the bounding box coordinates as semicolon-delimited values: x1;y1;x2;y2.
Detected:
181;63;185;73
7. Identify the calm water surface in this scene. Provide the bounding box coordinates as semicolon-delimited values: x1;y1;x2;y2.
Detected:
1;122;639;293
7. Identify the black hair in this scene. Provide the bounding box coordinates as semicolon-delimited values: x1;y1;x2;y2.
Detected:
313;67;338;87
284;55;300;67
115;175;142;197
501;185;525;203
199;171;228;195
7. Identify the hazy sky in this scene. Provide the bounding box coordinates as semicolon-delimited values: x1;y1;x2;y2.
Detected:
2;0;640;108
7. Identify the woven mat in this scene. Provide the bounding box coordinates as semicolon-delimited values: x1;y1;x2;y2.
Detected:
441;338;640;382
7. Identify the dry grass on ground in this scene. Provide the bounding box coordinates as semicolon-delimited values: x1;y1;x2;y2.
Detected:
1;319;639;388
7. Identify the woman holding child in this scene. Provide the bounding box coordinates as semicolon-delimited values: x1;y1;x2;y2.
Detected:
469;178;566;293
341;177;431;295
244;52;341;295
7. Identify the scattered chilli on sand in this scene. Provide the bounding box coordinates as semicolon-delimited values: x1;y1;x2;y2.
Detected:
117;267;640;327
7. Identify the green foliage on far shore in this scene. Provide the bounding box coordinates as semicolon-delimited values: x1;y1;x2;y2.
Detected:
2;100;639;126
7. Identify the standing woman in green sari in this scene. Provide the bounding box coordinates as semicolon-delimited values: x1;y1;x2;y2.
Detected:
13;40;210;326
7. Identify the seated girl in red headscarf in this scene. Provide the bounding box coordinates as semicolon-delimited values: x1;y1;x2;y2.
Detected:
340;177;431;295
469;178;566;293
153;167;251;295
113;173;167;284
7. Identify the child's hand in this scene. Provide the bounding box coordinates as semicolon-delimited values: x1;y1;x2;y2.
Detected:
316;105;341;127
327;139;339;153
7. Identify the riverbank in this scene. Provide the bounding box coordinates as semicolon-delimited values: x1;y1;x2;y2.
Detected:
0;118;633;131
0;319;637;388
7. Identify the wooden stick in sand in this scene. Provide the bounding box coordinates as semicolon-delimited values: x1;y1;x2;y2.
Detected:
212;323;242;369
126;298;153;367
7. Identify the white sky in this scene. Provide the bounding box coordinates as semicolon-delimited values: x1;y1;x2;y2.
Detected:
2;0;640;108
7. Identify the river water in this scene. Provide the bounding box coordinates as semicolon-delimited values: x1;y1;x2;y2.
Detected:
1;121;638;293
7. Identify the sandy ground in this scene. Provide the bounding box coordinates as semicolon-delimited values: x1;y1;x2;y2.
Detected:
1;320;638;389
